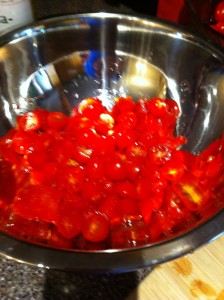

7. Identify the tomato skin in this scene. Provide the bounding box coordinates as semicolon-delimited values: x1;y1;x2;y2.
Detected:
214;1;224;22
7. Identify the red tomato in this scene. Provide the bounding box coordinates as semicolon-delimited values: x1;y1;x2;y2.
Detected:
145;98;168;117
0;129;19;164
162;159;185;181
57;195;84;239
56;165;86;191
171;173;211;211
47;111;68;130
126;143;147;161
116;111;137;129
148;209;175;241
111;216;150;248
26;148;48;169
114;180;137;199
125;160;142;181
13;185;61;223
112;96;134;115
86;157;104;180
12;131;36;155
82;211;110;243
50;228;73;248
214;1;224;22
18;111;42;132
139;191;164;224
77;98;105;119
72;144;93;164
29;162;57;185
80;181;102;203
117;198;141;219
210;22;224;35
94;113;114;134
105;155;127;181
99;195;118;219
148;145;171;165
113;126;136;150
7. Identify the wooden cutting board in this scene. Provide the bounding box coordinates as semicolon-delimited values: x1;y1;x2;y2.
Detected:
127;235;224;300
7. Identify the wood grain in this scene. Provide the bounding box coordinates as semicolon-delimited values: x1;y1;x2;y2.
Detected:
127;235;224;300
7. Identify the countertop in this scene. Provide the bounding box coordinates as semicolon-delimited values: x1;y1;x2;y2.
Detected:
1;235;224;299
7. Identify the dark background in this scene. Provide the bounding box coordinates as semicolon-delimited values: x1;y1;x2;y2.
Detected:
32;0;158;20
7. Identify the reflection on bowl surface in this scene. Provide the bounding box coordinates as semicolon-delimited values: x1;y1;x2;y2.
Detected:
0;12;224;272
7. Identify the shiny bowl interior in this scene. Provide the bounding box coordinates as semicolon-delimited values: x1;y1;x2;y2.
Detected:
0;12;224;272
185;0;224;48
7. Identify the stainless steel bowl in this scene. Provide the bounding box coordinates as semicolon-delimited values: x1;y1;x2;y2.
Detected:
0;12;224;272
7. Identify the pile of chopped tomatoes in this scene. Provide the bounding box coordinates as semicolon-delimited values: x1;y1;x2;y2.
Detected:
0;96;223;250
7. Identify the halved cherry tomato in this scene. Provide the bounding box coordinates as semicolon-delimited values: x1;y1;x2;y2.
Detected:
18;111;42;132
145;98;168;117
171;173;211;211
57;194;84;239
82;211;110;243
47;111;68;130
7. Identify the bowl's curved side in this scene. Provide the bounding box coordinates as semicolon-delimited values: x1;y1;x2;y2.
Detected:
0;209;224;272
